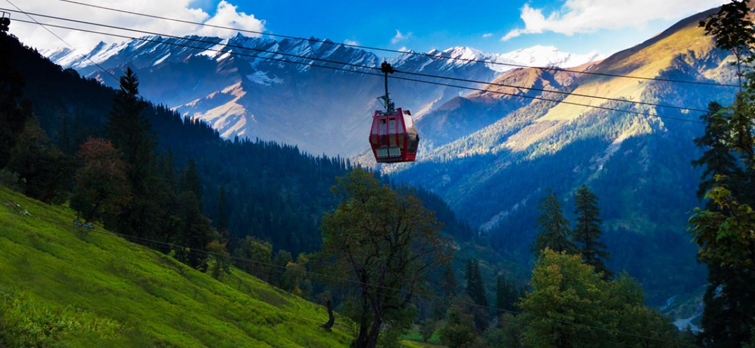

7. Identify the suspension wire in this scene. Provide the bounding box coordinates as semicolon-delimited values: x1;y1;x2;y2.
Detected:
2;9;714;113
3;0;118;82
9;16;706;124
52;0;738;89
69;225;696;348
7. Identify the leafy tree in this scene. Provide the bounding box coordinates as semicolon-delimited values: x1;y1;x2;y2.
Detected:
484;313;525;348
419;319;436;343
520;249;607;348
233;236;272;280
534;191;576;255
283;253;309;296
439;306;477;348
520;250;683;348
699;0;755;90
573;185;612;279
319;169;452;348
8;117;71;204
70;137;130;223
270;249;293;288
206;240;231;280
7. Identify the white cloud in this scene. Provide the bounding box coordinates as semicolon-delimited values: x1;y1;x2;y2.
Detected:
344;39;358;45
482;33;493;38
398;46;409;52
391;29;411;44
502;0;729;41
8;0;265;52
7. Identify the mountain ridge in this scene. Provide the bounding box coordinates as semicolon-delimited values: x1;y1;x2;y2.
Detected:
44;34;604;156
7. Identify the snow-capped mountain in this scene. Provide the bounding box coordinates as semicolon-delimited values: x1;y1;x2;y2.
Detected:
46;34;603;155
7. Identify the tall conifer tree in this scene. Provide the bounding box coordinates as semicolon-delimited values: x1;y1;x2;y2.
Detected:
534;190;575;255
573;185;612;279
694;3;755;346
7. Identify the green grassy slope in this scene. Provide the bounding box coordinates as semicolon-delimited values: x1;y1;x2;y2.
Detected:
0;185;352;347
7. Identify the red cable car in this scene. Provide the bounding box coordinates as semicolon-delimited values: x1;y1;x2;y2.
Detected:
369;62;419;163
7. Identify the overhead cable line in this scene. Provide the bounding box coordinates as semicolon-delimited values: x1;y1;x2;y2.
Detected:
12;18;705;125
8;15;706;123
3;0;119;83
73;225;696;348
52;0;738;89
4;9;710;114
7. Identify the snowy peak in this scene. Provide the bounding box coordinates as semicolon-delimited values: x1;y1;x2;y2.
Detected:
494;45;605;72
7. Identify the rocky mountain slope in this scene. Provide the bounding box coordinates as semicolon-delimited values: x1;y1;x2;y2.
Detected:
46;36;601;156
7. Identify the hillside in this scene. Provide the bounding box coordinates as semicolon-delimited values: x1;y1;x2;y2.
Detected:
0;185;352;347
387;7;733;304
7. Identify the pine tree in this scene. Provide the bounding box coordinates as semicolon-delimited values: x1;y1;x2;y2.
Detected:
104;68;158;238
694;4;755;346
105;67;154;190
534;190;576;255
573;185;612;279
465;259;487;307
441;264;458;299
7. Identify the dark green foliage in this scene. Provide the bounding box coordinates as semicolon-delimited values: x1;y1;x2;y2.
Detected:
439;306;477;348
692;102;741;199
495;276;519;315
484;313;525;348
0;33;28;170
233;236;273;280
70;137;130;223
573;185;612;279
8;117;72;204
419;319;436;343
216;185;229;237
180;159;202;208
693;4;755;346
441;264;458;299
534;191;576;255
464;259;489;332
521;251;684;348
464;259;487;307
105;68;155;193
174;190;216;270
270;249;293;288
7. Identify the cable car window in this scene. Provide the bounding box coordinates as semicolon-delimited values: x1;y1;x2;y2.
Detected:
404;113;413;128
388;118;397;135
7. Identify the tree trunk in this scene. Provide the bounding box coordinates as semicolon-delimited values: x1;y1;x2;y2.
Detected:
364;316;382;348
321;298;335;331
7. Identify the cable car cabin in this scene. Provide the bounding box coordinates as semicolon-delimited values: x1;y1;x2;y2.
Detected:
369;108;419;163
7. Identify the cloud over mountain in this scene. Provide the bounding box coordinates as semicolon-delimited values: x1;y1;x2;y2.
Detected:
503;0;728;41
9;0;264;51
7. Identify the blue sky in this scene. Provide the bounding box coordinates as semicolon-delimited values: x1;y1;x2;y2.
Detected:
189;0;729;55
15;0;729;56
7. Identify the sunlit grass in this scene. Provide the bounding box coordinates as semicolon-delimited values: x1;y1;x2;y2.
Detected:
0;185;352;347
